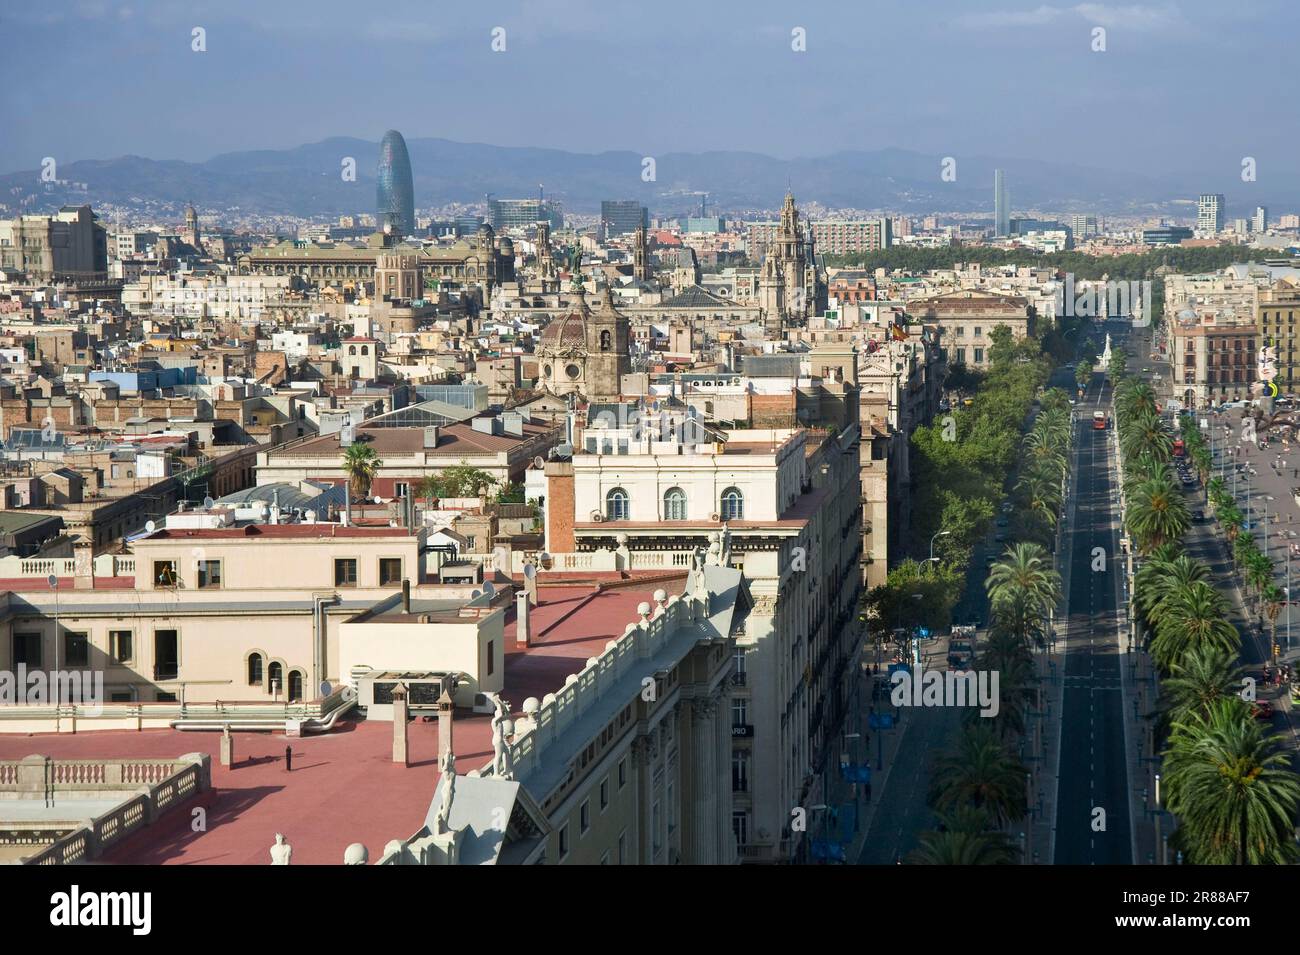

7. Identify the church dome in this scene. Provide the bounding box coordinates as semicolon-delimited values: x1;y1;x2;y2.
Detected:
539;309;588;348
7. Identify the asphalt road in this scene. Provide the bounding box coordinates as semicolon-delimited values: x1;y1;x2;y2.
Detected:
1053;349;1134;863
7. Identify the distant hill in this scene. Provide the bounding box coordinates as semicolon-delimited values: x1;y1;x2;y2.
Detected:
0;137;1277;221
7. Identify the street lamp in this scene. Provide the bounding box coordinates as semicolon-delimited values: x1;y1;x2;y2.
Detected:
928;530;951;571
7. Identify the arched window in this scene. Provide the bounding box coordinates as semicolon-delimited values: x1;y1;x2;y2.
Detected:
288;670;305;703
247;652;264;686
663;487;687;521
720;487;744;521
600;329;611;351
348;345;357;355
267;661;284;696
605;487;629;521
360;345;369;355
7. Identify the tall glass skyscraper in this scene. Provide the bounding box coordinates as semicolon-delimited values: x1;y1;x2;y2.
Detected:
376;129;416;237
993;169;1010;237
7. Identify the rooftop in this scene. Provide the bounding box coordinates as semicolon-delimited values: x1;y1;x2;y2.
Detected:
0;579;679;863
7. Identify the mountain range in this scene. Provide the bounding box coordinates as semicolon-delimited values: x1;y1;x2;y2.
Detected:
0;137;1283;222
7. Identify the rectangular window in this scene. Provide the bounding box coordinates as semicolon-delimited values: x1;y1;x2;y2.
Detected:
197;560;222;589
618;756;627;789
154;630;179;680
486;639;495;677
558;824;569;859
732;811;749;846
379;557;403;586
109;630;133;664
64;631;89;668
153;560;178;587
618;830;627;864
580;799;591;833
974;348;984;364
600;777;609;810
334;558;358;587
14;632;41;667
732;751;750;792
394;482;409;498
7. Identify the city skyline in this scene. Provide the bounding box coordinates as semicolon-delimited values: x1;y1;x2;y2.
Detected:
2;0;1297;183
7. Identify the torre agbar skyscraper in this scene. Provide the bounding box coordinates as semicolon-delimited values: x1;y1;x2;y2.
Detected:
376;129;416;237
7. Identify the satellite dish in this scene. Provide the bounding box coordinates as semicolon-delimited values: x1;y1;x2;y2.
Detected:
483;581;496;597
203;496;215;509
471;589;482;599
47;574;58;589
319;681;333;697
523;564;535;580
534;456;545;469
145;520;156;533
375;496;386;505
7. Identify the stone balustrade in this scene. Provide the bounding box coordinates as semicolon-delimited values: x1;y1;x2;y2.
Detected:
3;753;211;865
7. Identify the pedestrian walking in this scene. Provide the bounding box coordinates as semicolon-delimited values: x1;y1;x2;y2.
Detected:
284;745;292;772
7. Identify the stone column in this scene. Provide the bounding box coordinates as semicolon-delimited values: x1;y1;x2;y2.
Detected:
631;737;653;863
715;686;734;863
220;726;234;768
690;697;718;864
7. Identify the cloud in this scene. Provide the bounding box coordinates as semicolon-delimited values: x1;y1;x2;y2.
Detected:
954;2;1181;31
953;5;1067;28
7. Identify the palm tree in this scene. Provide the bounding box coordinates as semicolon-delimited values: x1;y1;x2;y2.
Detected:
1160;644;1245;725
1218;502;1244;543
1120;413;1173;466
1022;431;1066;480
986;542;1061;619
906;812;1019;865
1137;553;1207;630
1244;549;1274;596
1263;584;1285;635
1125;473;1191;554
1149;581;1240;672
1016;471;1062;529
928;724;1029;827
1189;444;1212;497
1206;477;1226;512
978;627;1036;737
342;442;382;501
1163;698;1300;865
1116;380;1158;421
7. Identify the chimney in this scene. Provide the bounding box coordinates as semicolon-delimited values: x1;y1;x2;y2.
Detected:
543;460;575;553
402;577;411;613
516;589;531;647
73;539;94;591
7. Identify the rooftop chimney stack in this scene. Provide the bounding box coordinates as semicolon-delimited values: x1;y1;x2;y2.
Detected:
516;589;531;647
402;577;411;614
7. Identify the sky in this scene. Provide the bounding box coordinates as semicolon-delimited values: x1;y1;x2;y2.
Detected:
0;0;1295;180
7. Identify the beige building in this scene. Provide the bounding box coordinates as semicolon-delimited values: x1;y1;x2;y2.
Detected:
542;420;864;862
909;289;1034;369
0;206;107;281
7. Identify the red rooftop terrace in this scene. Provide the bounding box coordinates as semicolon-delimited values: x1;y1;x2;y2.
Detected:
0;579;678;864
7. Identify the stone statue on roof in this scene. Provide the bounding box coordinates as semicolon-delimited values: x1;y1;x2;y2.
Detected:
434;753;456;835
488;692;514;779
269;832;292;865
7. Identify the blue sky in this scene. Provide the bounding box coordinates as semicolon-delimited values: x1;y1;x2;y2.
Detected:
0;0;1293;178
